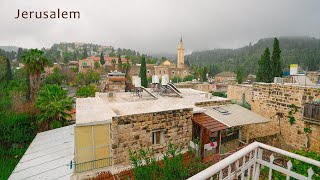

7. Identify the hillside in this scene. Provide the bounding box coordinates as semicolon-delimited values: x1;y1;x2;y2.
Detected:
185;36;320;74
0;46;19;52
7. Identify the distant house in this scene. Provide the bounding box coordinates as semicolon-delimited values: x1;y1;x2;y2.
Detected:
215;71;236;84
78;55;130;72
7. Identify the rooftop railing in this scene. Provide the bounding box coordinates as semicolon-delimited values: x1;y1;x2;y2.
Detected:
74;157;112;173
303;104;320;125
188;142;320;180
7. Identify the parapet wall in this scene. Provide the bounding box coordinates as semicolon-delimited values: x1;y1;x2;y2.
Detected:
227;83;320;151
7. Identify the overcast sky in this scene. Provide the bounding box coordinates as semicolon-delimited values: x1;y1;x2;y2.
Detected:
0;0;320;54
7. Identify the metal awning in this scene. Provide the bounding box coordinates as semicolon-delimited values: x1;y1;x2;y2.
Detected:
204;104;271;127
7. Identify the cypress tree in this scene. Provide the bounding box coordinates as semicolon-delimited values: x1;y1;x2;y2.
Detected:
139;56;148;87
117;54;122;71
271;38;282;77
257;48;272;82
236;68;244;84
100;52;105;66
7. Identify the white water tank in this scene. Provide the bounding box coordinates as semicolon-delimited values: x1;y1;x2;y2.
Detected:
152;75;159;84
162;74;169;85
135;77;141;88
132;76;138;85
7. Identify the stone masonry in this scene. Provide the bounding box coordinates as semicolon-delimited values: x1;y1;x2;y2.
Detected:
111;108;193;166
227;83;320;152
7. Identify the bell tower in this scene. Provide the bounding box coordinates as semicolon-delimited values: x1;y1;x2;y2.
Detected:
177;37;185;68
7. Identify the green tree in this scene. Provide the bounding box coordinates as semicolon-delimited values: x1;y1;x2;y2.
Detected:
0;55;12;84
271;38;282;77
94;61;100;69
111;59;116;71
36;84;73;130
257;48;272;83
183;75;193;82
82;48;88;59
44;67;65;85
76;84;97;98
122;59;132;91
76;69;100;85
139;56;148;87
118;54;122;71
236;68;244;84
100;52;105;66
22;49;50;101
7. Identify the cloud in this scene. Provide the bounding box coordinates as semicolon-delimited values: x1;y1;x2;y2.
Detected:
0;0;319;54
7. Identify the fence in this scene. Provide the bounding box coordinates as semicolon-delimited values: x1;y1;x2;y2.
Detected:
74;157;112;173
303;104;320;124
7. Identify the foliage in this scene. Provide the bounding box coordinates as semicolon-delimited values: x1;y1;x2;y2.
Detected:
288;104;298;125
186;36;320;74
236;68;244;84
257;48;273;83
44;67;65;85
76;69;100;85
100;52;105;65
117;54;122;71
139;56;148;87
76;84;98;98
304;127;312;134
94;61;100;69
36;84;73;130
183;75;194;82
129;141;206;180
171;76;182;83
129;148;160;180
213;92;227;98
62;51;73;63
82;48;88;59
22;49;50;101
271;38;282;77
0;55;12;84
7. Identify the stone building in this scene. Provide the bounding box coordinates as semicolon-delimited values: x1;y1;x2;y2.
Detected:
215;71;236;84
128;38;190;80
227;83;320;152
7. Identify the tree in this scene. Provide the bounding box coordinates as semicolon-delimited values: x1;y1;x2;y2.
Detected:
257;48;272;83
82;48;88;59
76;84;97;98
76;69;100;85
17;48;24;62
100;52;105;66
122;59;131;92
22;49;50;101
236;68;244;84
111;59;116;71
36;84;73;130
139;56;148;87
94;61;100;69
44;67;65;85
183;75;193;82
271;38;282;77
0;55;12;84
118;54;122;71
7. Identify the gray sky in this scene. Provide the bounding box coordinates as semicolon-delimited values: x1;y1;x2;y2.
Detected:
0;0;320;54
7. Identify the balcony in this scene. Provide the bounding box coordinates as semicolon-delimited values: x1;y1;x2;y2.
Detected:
303;103;320;125
188;142;320;180
74;157;112;173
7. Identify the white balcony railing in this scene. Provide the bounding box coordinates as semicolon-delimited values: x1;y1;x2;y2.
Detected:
188;142;320;180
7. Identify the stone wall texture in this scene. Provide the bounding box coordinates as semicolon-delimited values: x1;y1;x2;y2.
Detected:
227;83;320;152
111;108;193;166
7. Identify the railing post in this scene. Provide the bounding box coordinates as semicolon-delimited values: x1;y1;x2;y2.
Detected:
253;148;263;180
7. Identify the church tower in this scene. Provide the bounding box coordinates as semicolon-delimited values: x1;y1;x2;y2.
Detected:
177;37;185;68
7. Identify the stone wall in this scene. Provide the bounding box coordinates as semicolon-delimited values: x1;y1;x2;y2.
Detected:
195;99;231;107
227;83;320;152
111;108;193;166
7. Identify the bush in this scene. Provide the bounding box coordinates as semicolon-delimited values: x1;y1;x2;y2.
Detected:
213;92;227;98
76;84;98;98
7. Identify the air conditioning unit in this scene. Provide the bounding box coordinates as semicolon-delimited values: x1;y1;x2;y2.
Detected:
274;77;284;84
107;92;115;98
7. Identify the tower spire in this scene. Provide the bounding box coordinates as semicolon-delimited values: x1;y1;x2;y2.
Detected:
180;36;183;42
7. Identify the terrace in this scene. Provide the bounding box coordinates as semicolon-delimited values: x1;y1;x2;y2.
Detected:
188;142;320;180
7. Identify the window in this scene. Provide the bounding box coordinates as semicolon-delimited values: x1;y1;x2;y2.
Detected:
147;70;150;74
172;71;175;74
152;130;165;145
159;70;161;74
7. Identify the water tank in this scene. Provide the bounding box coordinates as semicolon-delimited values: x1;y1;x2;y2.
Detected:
135;77;141;88
132;76;138;85
162;74;169;85
152;75;159;84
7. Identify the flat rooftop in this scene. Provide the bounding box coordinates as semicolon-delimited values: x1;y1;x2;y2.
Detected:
9;125;74;180
76;88;229;125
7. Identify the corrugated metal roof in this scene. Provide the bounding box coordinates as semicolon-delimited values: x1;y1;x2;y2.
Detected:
204;104;270;127
193;113;228;132
9;125;75;180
